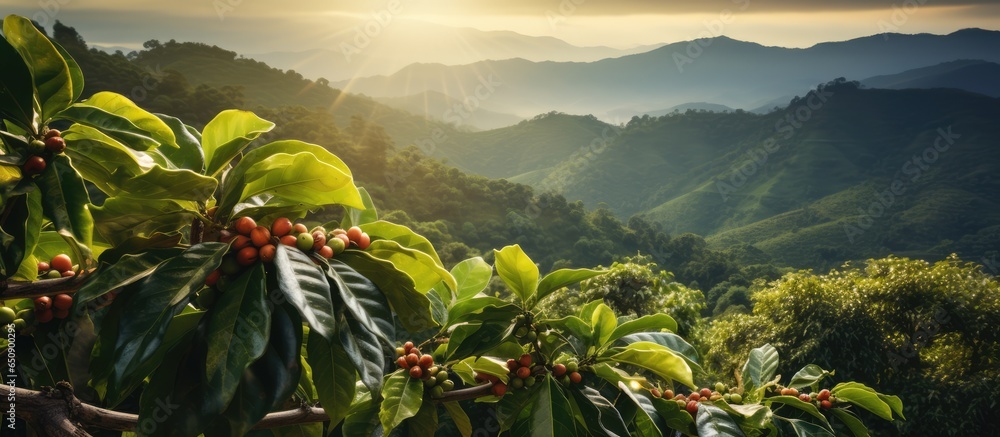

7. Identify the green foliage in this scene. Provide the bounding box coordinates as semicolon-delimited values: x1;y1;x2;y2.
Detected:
701;255;999;435
0;17;905;437
542;254;706;338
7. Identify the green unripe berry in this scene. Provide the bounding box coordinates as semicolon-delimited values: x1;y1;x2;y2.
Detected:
0;307;16;324
13;319;26;331
29;140;46;154
515;326;528;338
220;255;241;276
196;289;216;308
427;366;439;376
559;375;570;386
326;236;346;254
46;270;62;279
724;393;732;402
511;378;524;389
16;309;33;323
524;376;536;387
730;393;742;404
436;371;449;384
424;378;438;388
431;386;444;397
396;347;406;356
715;382;726;393
296;233;315;251
441;380;454;391
565;361;579;373
525;331;537;342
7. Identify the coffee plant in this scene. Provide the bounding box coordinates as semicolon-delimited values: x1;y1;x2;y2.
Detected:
0;15;902;436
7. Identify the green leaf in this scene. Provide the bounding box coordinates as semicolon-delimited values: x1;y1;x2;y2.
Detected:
50;39;83;103
451;257;493;300
3;15;73;122
779;417;835;437
831;382;903;419
615;332;699;365
238;151;361;211
742;344;779;397
152;113;204;171
493;244;538;304
218;139;358;219
569;385;630;437
201;109;274;177
138;331;210;437
34;154;93;247
830;388;893;421
497;385;536;433
306;330;356;428
788;365;833;390
59;91;177;150
74;248;182;304
342;397;381;437
545;315;593;344
459;356;510;384
359;220;443;267
337;250;436;332
62;124;153;194
591;303;618;347
607;341;695;388
442;402;472;437
333;306;388;396
648;396;695;434
328;258;395;347
213;304;303;436
342;186;377;229
615;384;665;437
828;409;870;437
447;322;510;361
0;190;41;279
379;370;424;435
107;243;228;405
408;400;438;437
274;245;336;342
119;166;218;202
90;195;198;245
765;396;832;429
696;403;745;437
366;240;456;292
0;31;35;129
531;375;577;436
535;268;604;305
608;314;677;344
204;264;270;414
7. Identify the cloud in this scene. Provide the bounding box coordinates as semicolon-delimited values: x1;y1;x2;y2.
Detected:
408;0;1000;15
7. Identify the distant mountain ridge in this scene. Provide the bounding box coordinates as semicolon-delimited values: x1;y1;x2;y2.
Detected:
862;59;1000;97
335;29;1000;120
248;22;665;82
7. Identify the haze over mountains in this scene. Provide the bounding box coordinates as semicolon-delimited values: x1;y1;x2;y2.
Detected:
63;21;1000;269
334;29;1000;121
248;21;664;83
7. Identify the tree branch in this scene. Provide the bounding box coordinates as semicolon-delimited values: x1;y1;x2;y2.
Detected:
1;381;499;433
1;270;94;300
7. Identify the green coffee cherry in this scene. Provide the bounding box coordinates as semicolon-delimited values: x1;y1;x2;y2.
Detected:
424;378;438;388
524;376;536;387
511;378;524;389
441;380;455;391
566;361;579;373
436;371;449;384
0;307;16;324
715;382;726;394
431;386;444;397
13;319;26;331
730;393;743;404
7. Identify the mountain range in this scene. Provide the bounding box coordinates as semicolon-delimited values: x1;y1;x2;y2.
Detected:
333;29;1000;120
65;23;1000;269
247;21;664;82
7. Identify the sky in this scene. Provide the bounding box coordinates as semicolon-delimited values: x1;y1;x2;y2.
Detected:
2;0;999;53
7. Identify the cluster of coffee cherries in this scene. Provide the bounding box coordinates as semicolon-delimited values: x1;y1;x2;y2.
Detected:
205;216;373;286
22;128;66;177
36;254;77;279
655;383;741;416
779;387;837;410
395;341;455;397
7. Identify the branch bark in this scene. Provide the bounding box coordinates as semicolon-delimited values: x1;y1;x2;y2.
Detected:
1;380;498;433
0;270;94;300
